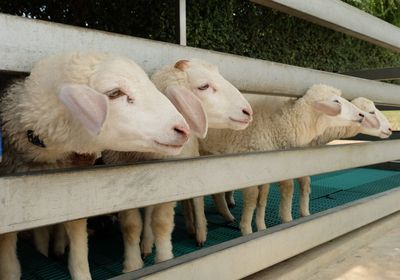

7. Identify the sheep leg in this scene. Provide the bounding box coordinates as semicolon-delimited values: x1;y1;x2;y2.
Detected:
54;223;68;257
255;184;270;231
0;232;21;280
119;209;143;273
182;200;196;237
152;202;176;262
33;226;50;257
64;219;91;280
192;197;207;247
240;186;259;235
212;193;235;223
141;206;154;258
225;191;236;208
279;179;295;223
298;176;311;217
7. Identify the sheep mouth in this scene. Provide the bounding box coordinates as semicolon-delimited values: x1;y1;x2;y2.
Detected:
381;131;392;137
154;140;184;149
229;117;251;125
352;119;363;123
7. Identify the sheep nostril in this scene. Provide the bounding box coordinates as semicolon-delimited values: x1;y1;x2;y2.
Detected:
242;108;252;117
174;125;189;137
389;128;393;132
358;113;365;118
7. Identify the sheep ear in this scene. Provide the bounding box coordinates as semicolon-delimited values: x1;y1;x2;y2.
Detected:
164;85;208;138
58;84;108;136
362;114;380;129
312;100;341;116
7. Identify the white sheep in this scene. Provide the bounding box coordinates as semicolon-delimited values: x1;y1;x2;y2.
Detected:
213;97;393;226
279;97;393;223
102;58;252;272
0;52;191;280
200;84;367;235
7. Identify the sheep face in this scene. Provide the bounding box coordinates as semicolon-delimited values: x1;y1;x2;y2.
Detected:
175;59;253;131
60;58;190;155
306;84;365;127
351;97;392;138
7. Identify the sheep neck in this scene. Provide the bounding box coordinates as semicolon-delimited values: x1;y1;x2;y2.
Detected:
261;98;329;149
310;125;361;146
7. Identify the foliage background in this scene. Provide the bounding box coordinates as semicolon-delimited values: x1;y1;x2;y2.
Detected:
0;0;400;73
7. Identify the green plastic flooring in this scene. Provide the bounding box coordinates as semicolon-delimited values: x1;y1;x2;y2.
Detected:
18;167;400;280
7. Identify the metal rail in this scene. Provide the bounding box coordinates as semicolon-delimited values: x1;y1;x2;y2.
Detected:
252;0;400;53
112;188;400;280
1;14;400;105
1;140;400;234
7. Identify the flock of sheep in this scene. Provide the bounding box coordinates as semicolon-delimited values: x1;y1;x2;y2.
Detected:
0;52;392;280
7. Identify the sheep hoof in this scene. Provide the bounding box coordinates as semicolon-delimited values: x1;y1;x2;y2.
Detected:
123;259;144;273
301;211;311;217
227;202;236;208
197;241;205;247
141;252;151;259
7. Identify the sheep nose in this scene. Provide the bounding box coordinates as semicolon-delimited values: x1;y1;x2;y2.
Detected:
174;125;190;138
242;108;253;117
389;128;393;132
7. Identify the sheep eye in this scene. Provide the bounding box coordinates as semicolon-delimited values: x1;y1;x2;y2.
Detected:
127;96;134;104
198;84;210;90
106;89;125;100
333;100;340;103
370;111;375;114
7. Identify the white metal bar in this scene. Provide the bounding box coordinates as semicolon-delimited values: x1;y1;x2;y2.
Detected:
1;14;400;105
117;188;400;280
1;140;400;234
179;0;186;46
252;0;400;53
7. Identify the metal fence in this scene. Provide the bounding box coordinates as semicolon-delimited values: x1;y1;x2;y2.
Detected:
0;0;400;278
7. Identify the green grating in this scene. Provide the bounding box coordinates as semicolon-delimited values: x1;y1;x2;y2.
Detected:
18;167;400;280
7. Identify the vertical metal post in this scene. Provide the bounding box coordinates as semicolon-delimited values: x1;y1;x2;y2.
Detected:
176;0;187;46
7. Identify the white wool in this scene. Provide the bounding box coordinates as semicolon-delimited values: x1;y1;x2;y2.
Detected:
0;51;187;280
200;84;362;235
102;58;252;271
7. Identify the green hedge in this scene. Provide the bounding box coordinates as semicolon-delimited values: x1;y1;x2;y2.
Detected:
1;0;399;72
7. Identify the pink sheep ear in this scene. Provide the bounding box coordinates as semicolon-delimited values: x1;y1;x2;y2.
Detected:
362;114;380;129
164;85;208;139
312;100;341;116
58;84;108;136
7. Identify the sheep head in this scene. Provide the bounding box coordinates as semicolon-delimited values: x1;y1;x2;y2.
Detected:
304;84;365;127
55;53;190;155
152;59;253;136
351;97;392;138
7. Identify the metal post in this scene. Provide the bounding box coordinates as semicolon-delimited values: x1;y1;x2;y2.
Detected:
176;0;187;46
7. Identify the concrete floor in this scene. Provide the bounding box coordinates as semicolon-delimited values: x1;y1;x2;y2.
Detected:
308;225;400;280
245;212;400;280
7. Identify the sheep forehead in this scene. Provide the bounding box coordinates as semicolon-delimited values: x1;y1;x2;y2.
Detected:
351;97;375;111
92;58;151;91
185;64;225;87
304;84;342;101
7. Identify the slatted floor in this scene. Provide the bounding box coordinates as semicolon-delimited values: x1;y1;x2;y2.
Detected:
18;167;400;280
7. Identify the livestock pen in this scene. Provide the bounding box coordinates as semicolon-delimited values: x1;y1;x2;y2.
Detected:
1;0;400;279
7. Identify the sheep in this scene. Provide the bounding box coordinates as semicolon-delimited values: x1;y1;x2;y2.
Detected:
200;84;367;235
102;58;252;272
212;97;393;226
0;52;191;280
279;97;393;223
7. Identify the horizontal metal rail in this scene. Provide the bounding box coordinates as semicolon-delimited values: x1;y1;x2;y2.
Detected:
113;187;400;280
252;0;400;53
1;140;400;234
342;67;400;81
1;13;400;105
